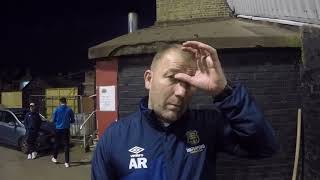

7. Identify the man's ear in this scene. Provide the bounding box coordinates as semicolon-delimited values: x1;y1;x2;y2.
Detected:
144;70;152;90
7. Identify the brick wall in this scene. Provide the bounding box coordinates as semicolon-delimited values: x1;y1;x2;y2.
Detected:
118;48;301;179
156;0;230;23
83;70;95;96
118;55;151;116
215;48;301;180
302;26;320;180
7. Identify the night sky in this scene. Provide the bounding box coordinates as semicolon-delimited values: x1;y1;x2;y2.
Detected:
1;0;156;74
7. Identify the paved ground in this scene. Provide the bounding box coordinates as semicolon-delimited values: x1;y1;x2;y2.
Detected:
0;144;92;180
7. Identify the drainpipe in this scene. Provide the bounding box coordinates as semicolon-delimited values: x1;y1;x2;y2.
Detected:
128;12;138;33
292;109;302;180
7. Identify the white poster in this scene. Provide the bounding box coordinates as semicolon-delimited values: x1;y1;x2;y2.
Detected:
99;86;116;111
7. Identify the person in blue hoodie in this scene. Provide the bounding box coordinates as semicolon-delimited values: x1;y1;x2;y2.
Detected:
91;41;279;180
24;102;42;160
51;97;75;168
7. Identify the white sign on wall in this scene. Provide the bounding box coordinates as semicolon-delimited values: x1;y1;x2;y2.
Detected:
99;86;116;111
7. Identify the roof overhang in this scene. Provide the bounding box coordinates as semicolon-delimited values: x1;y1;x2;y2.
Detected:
89;18;301;59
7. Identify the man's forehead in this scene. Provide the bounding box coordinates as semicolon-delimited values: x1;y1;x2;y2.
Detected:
159;58;195;75
162;51;195;64
164;65;196;76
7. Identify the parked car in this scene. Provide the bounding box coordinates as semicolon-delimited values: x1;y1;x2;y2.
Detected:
0;108;55;154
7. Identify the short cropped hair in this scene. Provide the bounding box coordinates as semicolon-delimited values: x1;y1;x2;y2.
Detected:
151;44;194;70
59;97;67;104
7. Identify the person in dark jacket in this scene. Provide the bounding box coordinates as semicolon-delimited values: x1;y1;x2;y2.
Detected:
91;41;279;180
24;102;42;160
51;97;75;168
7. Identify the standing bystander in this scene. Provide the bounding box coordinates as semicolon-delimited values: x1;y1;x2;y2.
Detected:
51;97;75;168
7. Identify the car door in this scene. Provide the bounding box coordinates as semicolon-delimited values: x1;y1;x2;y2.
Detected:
2;111;24;146
0;111;9;143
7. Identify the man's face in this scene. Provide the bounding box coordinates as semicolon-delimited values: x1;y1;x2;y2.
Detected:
30;106;35;112
144;50;196;123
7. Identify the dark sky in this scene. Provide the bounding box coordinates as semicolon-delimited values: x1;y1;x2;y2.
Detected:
1;0;156;73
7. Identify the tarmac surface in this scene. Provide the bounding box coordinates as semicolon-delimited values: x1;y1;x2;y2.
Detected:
0;143;92;180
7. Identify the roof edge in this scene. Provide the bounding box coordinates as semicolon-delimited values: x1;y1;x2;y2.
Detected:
89;36;301;59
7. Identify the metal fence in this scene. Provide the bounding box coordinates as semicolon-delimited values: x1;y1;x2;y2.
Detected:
29;95;81;119
71;112;96;137
29;95;96;137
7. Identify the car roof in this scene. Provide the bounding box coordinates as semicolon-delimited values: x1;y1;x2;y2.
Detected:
0;108;28;116
0;108;48;121
7;108;28;113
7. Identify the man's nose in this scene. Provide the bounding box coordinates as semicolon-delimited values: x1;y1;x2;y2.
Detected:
174;81;189;97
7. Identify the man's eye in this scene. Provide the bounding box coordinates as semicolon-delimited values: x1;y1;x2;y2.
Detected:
167;75;177;82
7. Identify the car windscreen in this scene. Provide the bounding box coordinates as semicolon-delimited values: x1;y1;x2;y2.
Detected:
14;111;26;123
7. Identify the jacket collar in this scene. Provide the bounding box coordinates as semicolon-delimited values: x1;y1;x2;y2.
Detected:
139;96;187;131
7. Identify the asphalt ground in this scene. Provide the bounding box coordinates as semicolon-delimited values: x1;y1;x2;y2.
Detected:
0;143;92;180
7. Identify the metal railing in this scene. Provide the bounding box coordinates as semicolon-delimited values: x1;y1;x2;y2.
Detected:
80;110;96;151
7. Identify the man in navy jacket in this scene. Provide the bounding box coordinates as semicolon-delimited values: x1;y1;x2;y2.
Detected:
92;41;278;180
24;102;42;160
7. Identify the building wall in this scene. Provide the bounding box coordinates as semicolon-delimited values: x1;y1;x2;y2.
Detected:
23;78;48;115
118;56;151;116
302;26;320;180
118;48;301;179
96;60;118;137
215;48;301;179
156;0;230;23
83;70;95;96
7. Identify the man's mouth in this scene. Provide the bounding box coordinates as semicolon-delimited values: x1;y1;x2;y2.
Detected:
167;104;182;111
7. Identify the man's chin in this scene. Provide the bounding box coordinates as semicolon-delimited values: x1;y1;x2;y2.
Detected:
160;112;181;123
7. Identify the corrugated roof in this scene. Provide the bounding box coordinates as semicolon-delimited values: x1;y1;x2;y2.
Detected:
89;18;300;59
227;0;320;25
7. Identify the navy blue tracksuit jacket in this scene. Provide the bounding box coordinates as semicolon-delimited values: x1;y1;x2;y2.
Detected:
52;104;75;129
24;111;42;133
92;84;278;180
